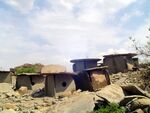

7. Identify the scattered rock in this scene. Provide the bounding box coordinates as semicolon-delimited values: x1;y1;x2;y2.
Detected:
131;109;144;113
96;84;125;103
0;109;16;113
0;67;150;113
5;93;12;98
110;69;150;93
57;91;72;98
121;85;150;98
127;63;134;71
2;103;17;110
43;97;53;104
18;86;28;95
32;88;45;97
30;110;42;113
130;98;150;111
137;98;150;105
120;95;148;106
76;89;81;93
34;105;42;110
115;77;127;85
47;93;95;113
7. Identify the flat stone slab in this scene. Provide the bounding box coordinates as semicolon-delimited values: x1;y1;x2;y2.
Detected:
47;93;95;113
41;65;66;74
96;84;125;103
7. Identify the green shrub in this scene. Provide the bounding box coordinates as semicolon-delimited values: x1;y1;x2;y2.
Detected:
90;103;125;113
16;67;36;75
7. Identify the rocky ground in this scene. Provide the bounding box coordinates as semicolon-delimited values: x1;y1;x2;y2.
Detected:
0;83;53;113
0;83;149;113
0;68;150;113
0;83;98;113
110;68;150;93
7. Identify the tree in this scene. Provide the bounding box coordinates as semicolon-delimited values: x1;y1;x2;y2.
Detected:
130;28;150;57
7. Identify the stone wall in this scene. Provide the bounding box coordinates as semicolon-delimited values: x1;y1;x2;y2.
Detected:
45;74;75;97
16;76;32;90
104;56;129;74
0;72;12;83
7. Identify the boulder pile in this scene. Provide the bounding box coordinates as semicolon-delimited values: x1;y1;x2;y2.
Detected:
0;67;150;113
0;83;149;113
110;68;150;93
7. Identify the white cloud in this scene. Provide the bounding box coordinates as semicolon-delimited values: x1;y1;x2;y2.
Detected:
1;0;36;13
0;0;147;71
45;0;137;23
28;9;122;58
60;0;81;9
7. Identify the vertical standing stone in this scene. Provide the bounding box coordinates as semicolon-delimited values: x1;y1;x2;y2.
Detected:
45;75;56;97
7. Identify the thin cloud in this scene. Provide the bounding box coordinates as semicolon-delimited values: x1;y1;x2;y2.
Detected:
0;0;35;13
0;0;149;71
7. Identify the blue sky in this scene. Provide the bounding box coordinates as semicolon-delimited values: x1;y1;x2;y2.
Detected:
0;0;150;70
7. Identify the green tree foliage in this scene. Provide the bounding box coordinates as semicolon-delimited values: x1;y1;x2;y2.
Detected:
15;67;36;75
15;63;44;75
90;103;125;113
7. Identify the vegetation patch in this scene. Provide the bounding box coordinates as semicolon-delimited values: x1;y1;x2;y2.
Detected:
90;103;125;113
15;66;36;75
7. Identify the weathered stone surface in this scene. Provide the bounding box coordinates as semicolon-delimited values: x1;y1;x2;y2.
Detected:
131;98;150;109
131;109;144;113
115;77;127;85
127;98;150;112
18;86;28;95
5;92;13;98
127;63;134;71
0;83;13;93
56;91;72;98
2;103;17;110
96;84;125;103
137;98;150;105
121;85;150;98
32;88;45;97
47;93;95;113
76;89;81;93
91;72;108;91
42;98;53;106
41;65;66;74
0;109;16;113
120;95;148;106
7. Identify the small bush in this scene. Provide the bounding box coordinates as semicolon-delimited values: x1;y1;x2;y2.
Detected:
16;67;36;75
90;103;125;113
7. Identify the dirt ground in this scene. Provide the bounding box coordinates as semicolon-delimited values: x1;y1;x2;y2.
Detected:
0;68;150;113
